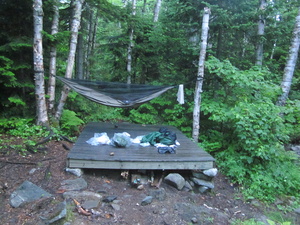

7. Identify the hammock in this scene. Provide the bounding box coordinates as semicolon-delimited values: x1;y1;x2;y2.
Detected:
56;76;184;107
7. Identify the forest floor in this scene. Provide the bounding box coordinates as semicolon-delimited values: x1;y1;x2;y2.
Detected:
0;135;299;225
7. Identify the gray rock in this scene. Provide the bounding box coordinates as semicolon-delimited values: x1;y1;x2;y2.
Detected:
41;200;67;224
183;181;193;192
60;178;87;191
63;191;102;202
191;217;198;223
198;186;209;193
149;188;167;201
9;180;52;208
65;168;83;177
203;168;218;177
103;195;117;203
294;207;300;214
291;145;300;151
82;200;100;209
29;168;37;175
141;196;153;206
164;173;186;190
191;177;214;189
111;203;120;211
192;171;211;181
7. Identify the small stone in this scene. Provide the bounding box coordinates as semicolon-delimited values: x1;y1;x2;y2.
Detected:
191;217;198;224
192;171;211;181
191;177;214;189
183;181;193;191
294;207;300;215
111;203;120;211
164;173;185;190
198;186;209;193
141;196;153;206
160;208;167;215
153;209;159;214
29;168;37;175
203;168;218;177
109;152;115;156
65;168;82;177
137;184;144;190
102;195;117;203
82;200;99;209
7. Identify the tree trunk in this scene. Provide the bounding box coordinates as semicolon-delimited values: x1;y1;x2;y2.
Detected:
85;7;94;79
33;0;49;126
192;7;210;142
255;0;267;66
76;29;84;79
153;0;162;22
47;0;59;114
277;7;300;106
127;0;136;84
142;0;147;14
55;0;84;120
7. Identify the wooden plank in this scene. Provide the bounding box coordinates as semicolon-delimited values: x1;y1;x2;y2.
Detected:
67;122;215;170
68;159;214;170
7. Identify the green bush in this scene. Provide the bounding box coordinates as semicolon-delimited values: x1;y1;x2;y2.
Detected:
200;57;300;202
61;109;84;136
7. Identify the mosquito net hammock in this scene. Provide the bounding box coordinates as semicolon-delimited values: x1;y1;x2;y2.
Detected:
56;76;184;108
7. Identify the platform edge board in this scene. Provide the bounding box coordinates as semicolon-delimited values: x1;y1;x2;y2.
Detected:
67;159;214;170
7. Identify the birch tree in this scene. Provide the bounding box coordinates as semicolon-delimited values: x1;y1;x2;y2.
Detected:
127;0;136;84
256;0;267;66
55;0;84;120
192;7;210;142
153;0;162;22
33;0;49;125
48;0;59;114
277;7;300;106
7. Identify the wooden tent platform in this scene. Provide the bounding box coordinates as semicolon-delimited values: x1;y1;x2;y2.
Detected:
67;122;215;170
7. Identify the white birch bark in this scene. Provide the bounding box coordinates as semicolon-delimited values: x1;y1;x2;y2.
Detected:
277;7;300;106
55;0;84;120
153;0;162;22
33;0;49;125
127;0;136;84
192;7;210;142
256;0;267;66
48;0;59;114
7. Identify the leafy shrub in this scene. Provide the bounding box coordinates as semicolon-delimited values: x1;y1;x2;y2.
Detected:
0;117;48;138
283;100;300;143
61;109;84;136
200;57;300;202
0;117;50;154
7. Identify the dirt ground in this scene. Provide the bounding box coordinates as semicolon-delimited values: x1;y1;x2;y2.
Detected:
0;136;299;225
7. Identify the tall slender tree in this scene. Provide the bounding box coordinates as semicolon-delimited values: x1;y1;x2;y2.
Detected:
48;0;60;114
193;7;210;142
256;0;267;66
127;0;136;84
153;0;162;22
33;0;49;125
277;7;300;106
55;0;84;120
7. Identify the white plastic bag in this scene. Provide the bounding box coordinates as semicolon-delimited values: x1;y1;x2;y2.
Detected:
86;132;111;146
